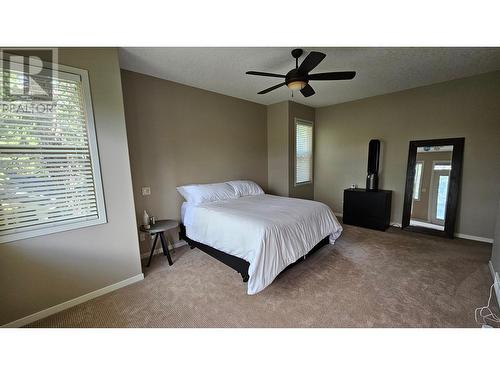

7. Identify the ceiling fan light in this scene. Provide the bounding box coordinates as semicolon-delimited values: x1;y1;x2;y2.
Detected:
287;80;306;90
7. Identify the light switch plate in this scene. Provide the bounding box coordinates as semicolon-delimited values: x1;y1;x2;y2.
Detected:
141;187;151;196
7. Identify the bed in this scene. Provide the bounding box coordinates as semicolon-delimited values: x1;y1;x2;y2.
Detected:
177;181;343;294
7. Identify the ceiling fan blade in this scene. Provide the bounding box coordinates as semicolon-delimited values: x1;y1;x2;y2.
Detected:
258;82;286;94
300;84;315;97
298;51;326;73
308;71;356;80
246;71;286;78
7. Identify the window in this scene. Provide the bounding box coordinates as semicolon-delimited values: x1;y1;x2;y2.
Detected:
0;60;106;243
433;164;451;171
295;119;313;185
436;175;449;220
413;161;423;200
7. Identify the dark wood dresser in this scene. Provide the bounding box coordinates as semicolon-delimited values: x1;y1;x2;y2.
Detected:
343;188;392;231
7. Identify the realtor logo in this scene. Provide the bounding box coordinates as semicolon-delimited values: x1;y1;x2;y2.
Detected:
1;48;58;102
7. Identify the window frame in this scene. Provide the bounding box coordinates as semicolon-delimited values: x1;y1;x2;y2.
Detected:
428;160;452;223
294;117;314;186
0;58;107;243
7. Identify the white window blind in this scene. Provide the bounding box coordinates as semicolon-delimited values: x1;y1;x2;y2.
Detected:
0;61;106;243
295;119;313;185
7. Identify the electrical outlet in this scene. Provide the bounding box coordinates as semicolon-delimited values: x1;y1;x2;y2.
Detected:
141;187;151;196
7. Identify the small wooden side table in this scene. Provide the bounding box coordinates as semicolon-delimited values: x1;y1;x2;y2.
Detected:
140;220;179;267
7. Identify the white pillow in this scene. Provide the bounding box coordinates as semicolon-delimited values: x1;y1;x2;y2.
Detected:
226;180;264;197
176;182;239;205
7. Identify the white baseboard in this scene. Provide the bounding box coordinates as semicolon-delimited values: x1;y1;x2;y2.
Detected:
335;211;493;243
455;233;493;243
140;239;187;259
1;273;144;328
488;260;500;308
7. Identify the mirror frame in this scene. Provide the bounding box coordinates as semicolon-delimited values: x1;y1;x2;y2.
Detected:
402;137;465;238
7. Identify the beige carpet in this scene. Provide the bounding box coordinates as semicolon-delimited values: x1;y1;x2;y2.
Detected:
27;225;496;328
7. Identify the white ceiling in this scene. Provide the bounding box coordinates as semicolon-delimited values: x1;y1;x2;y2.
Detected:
119;47;500;108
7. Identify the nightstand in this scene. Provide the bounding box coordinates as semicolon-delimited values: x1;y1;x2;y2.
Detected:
140;220;179;267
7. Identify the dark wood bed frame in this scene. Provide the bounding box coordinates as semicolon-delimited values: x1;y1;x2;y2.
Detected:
179;223;329;282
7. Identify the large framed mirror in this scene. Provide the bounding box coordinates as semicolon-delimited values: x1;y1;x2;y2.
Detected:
402;137;464;238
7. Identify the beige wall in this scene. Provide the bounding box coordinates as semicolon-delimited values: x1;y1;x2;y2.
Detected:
315;70;500;239
0;48;142;326
289;101;315;200
267;102;289;196
412;151;452;221
266;101;316;200
121;70;268;254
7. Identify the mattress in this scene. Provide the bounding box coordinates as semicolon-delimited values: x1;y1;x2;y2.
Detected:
182;194;343;294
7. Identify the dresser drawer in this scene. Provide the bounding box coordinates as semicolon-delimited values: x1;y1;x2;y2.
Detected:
343;189;392;231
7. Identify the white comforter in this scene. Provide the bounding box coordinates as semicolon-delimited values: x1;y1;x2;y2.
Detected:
182;194;343;294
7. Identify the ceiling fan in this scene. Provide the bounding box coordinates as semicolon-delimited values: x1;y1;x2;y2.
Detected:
246;49;356;98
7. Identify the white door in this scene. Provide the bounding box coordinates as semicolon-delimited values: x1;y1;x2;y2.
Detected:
429;162;451;225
